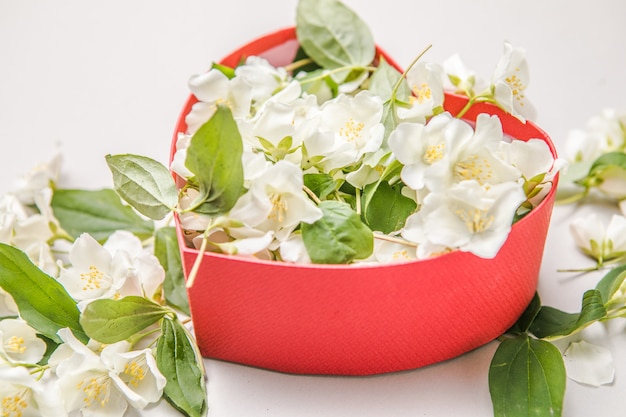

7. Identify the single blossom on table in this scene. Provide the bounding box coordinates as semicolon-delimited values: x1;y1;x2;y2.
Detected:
569;213;626;267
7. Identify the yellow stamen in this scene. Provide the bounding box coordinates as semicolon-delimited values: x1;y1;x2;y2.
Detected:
76;375;111;408
6;336;26;354
338;118;365;143
455;208;495;233
454;155;493;184
124;359;147;388
1;389;30;417
392;249;411;260
80;265;107;291
410;83;432;105
504;68;526;106
268;193;287;223
423;143;445;164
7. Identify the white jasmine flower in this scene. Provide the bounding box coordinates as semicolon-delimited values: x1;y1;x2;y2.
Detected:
0;366;67;417
595;165;626;200
388;113;472;191
0;191;58;277
279;233;311;263
234;56;293;106
185;69;253;135
499;138;562;206
501;138;556;180
308;91;384;171
491;42;534;122
169;132;194;179
443;53;482;95
397;61;445;122
563;340;614;386
426;114;522;190
565;109;626;163
57;231;165;305
238;99;303;163
11;151;62;206
195;229;274;257
370;238;417;264
0;318;47;365
569;213;626;265
229;160;322;246
402;180;526;258
55;329;128;417
55;329;165;416
565;129;605;164
101;345;167;409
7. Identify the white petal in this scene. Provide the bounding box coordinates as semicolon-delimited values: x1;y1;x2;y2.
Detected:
563;340;614;386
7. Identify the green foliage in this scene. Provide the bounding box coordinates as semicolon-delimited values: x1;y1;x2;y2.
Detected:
80;296;169;344
301;200;373;263
362;180;416;234
0;243;87;343
157;318;208;417
296;0;375;70
489;334;566;417
155;227;190;315
185;105;244;215
529;290;606;339
106;154;178;220
51;188;154;243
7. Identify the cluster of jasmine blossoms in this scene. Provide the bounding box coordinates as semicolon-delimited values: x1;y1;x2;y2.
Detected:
0;156;168;417
170;42;560;264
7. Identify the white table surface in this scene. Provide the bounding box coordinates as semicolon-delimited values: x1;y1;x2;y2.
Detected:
2;1;626;416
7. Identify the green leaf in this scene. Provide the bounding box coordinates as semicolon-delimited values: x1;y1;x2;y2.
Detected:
296;0;375;69
0;243;87;343
303;173;339;200
530;290;607;338
588;151;626;174
489;335;565;417
157;318;208;417
302;200;373;264
576;151;626;190
185;105;244;215
51;188;154;243
211;62;235;79
80;296;168;344
155;227;190;315
507;292;542;335
368;56;410;103
595;263;626;304
105;154;178;220
362;180;416;234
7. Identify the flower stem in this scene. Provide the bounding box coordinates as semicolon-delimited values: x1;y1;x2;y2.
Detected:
391;44;433;99
302;185;321;205
186;233;209;288
284;58;314;73
373;232;417;247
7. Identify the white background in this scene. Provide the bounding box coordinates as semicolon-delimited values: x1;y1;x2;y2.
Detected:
1;0;626;416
